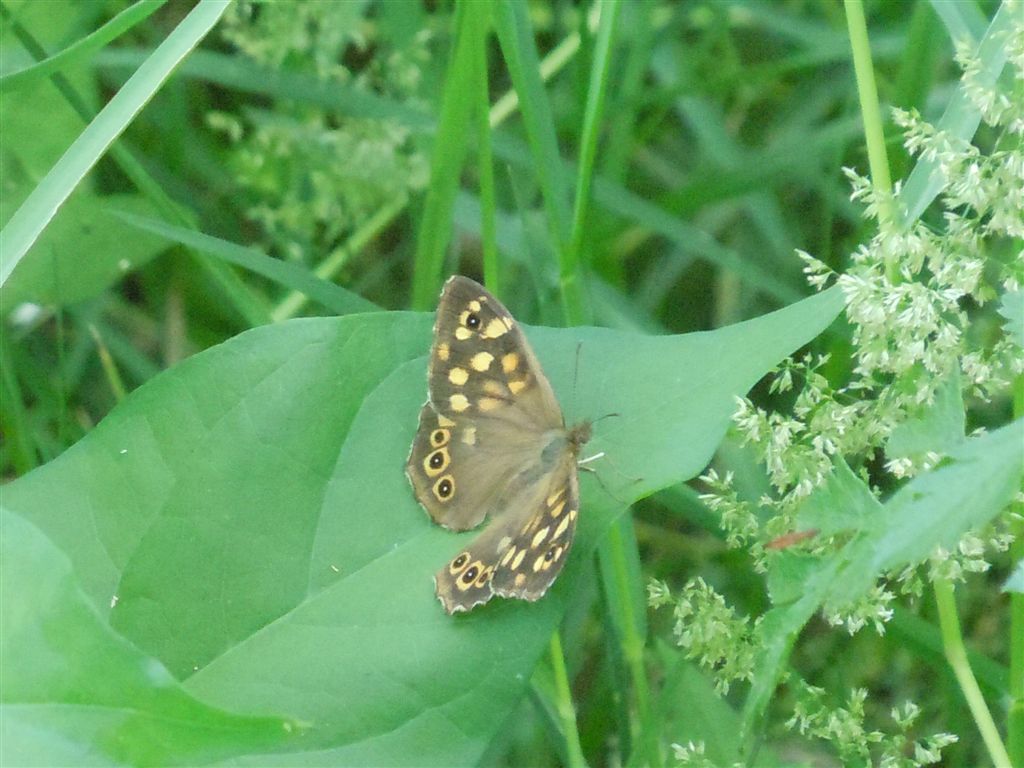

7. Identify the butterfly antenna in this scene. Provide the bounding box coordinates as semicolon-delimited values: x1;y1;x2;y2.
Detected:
570;341;583;424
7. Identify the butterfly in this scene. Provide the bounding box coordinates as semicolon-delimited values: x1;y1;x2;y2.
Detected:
406;276;592;613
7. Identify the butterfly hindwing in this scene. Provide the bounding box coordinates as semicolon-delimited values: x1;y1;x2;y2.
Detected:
490;463;578;601
434;459;578;612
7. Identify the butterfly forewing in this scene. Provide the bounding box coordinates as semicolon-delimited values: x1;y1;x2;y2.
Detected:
428;277;561;429
407;275;590;614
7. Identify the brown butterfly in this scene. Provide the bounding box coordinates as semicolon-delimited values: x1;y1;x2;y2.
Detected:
406;276;592;613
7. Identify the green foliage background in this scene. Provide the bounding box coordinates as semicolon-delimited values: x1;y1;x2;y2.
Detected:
1;1;1020;767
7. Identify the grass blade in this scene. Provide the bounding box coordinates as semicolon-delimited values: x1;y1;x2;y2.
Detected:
0;0;231;287
0;0;166;92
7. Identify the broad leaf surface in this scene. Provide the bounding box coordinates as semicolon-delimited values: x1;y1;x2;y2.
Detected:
0;510;298;767
4;287;843;765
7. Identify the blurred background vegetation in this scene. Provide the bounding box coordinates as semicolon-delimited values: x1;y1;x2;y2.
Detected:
1;1;1017;766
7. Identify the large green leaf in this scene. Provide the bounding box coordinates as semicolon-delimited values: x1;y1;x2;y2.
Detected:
4;286;843;765
0;510;298;767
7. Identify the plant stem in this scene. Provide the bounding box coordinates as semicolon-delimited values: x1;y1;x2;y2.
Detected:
469;2;499;296
563;0;620;326
549;631;586;768
934;578;1012;767
843;0;899;282
604;520;661;767
271;197;405;321
1008;374;1024;767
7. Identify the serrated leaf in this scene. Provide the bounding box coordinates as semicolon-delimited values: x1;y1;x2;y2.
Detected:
1003;560;1024;593
795;456;883;538
745;419;1023;740
886;369;965;460
997;289;1024;347
829;419;1023;605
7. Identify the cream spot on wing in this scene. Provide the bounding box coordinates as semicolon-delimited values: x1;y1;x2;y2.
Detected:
448;367;469;386
497;536;512;552
500;546;516;566
550;500;566;518
437;343;450;361
502;353;519;373
438;415;456;427
514;573;526;587
531;527;550;548
455;326;473;341
547;488;565;506
478;397;502;411
484;318;508;338
503;317;513;329
483;380;505;396
468;300;482;312
508;379;528;394
553;515;570;540
532;555;546;572
470;351;494;371
450;394;470;412
511;550;526;570
569;509;578;522
461;427;477;445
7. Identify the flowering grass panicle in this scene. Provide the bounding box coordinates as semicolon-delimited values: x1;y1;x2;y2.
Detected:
658;13;1021;766
210;1;431;261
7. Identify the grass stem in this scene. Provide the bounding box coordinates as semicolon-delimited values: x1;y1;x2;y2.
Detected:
934;578;1011;767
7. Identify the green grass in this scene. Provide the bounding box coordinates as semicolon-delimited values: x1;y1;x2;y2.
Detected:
1;1;1020;767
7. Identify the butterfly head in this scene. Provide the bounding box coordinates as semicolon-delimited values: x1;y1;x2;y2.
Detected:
568;420;592;455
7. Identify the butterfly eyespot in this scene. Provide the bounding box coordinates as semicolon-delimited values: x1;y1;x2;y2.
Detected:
423;447;449;476
465;312;481;330
434;475;454;501
430;429;450;447
462;565;479;583
450;552;470;573
545;547;558;562
474;567;493;587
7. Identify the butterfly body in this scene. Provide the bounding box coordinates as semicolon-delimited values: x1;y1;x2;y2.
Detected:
406;276;590;613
